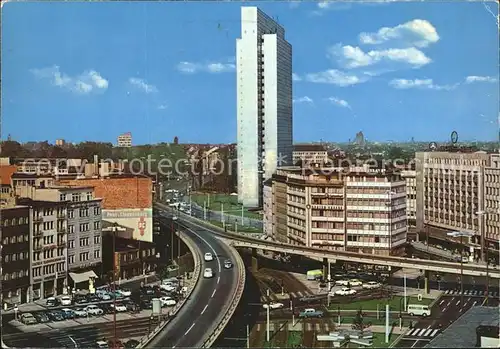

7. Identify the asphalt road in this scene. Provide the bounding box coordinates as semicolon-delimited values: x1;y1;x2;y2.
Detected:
146;213;240;348
2;317;153;348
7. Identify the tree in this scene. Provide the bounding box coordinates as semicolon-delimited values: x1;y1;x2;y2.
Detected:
352;310;364;330
173;136;179;145
0;141;28;158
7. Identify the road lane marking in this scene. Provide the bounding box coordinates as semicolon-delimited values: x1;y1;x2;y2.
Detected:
185;323;195;335
430;329;439;336
443;306;448;312
201;304;208;314
178;221;222;272
423;329;432;336
217;276;220;284
426;325;431;329
411;340;420;347
212;289;217;297
456;300;460;306
439;300;445;305
473;301;477;306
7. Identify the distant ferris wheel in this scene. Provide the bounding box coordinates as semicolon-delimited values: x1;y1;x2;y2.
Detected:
451;131;459;144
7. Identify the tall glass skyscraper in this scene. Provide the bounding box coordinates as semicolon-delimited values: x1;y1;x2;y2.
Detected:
236;6;293;208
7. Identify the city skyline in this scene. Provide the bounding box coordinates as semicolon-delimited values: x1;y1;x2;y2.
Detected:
2;1;499;145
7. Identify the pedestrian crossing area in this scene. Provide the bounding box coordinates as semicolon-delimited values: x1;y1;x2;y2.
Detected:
256;321;335;332
443;289;498;297
405;328;440;338
260;290;313;302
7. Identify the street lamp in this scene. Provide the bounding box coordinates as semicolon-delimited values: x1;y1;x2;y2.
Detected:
447;230;474;305
476;209;497;305
102;222;126;349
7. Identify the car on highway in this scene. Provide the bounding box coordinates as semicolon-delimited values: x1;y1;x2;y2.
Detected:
46;297;61;307
110;303;127;312
407;304;431;317
73;308;88;317
224;260;233;269
262;302;284;310
204;268;214;278
204;252;214;261
33;312;50;323
20;313;38;325
60;296;72;306
159;296;177;307
61;308;76;319
362;281;381;289
334;287;357;296
85;304;104;316
47;310;65;321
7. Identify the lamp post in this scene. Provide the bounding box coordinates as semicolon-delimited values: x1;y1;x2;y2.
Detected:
102;222;126;349
476;209;497;305
447;231;474;305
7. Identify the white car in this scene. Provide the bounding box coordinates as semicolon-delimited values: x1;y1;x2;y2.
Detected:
85;305;104;316
204;252;214;261
263;302;284;310
362;281;381;289
117;288;132;297
110;303;127;312
160;283;177;292
98;293;112;301
60;296;72;306
204;268;214;278
335;280;350;286
335;287;357;296
348;279;363;287
160;296;177;307
73;308;88;317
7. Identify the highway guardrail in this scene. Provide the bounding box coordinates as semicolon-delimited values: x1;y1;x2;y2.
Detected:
136;231;202;348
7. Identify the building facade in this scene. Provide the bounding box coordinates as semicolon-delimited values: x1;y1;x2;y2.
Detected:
401;170;416;227
292;144;329;166
1;206;31;307
265;166;407;256
117;132;132;147
483;153;500;257
415;151;491;261
236;6;293;208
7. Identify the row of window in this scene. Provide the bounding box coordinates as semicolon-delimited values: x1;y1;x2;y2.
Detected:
68;250;100;263
67;235;100;249
2;234;29;245
2;217;29;226
2;270;28;281
60;192;94;202
33;248;65;261
4;251;29;262
32;263;65;277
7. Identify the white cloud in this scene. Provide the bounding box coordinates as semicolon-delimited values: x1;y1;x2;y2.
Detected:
292;73;302;81
306;69;367;86
293;96;314;104
329;44;431;69
389;78;457;90
177;61;235;74
328;97;351;109
128;78;158;94
359;19;439;48
465;75;498;84
30;65;108;94
312;1;351;15
157;104;168;110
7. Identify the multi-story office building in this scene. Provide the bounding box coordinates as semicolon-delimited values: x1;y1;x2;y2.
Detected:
117;132;132;147
415;151;491;261
401;170;417;227
483;153;500;257
1;205;31;307
17;198;67;300
264;166;407;256
292;144;329;167
236;6;293;208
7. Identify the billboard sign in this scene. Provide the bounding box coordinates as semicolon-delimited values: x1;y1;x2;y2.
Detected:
102;208;153;243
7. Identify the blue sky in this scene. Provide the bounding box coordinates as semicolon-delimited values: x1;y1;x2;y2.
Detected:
2;0;499;144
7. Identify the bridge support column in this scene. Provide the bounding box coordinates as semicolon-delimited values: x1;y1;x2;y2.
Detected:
251;248;258;273
424;270;430;294
323;258;328;279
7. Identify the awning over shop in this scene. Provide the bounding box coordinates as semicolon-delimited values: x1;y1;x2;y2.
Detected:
69;270;98;284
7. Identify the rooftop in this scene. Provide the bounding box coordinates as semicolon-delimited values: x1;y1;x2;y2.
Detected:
425;306;499;348
0;165;17;185
294;144;327;152
16;198;66;207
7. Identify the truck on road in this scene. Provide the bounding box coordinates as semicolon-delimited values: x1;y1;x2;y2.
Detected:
299;308;324;318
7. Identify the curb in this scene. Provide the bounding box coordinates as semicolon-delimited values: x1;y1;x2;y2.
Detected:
136;231;201;348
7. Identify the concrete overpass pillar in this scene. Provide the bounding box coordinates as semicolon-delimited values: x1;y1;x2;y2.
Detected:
323;258;328;279
251;248;258;273
424;270;430;295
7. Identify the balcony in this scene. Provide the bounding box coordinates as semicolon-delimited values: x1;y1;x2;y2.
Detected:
311;204;343;210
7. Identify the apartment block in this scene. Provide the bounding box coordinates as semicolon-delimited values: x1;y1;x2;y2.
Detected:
265;166;407;256
292;144;329;166
1;205;31;307
401;170;416;227
484;153;500;254
117;132;132;147
415;151;492;260
17;198;67;300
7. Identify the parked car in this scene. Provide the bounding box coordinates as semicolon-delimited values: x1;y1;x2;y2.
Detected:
74;295;89;305
160;283;177;292
159;296;176;307
335;280;351;286
298;308;323;318
33;312;50;323
140;299;153;309
110;303;127;312
85;305;104;316
60;296;72;306
124;339;140;348
140;286;156;296
87;294;101;303
362;281;381;290
204;252;214;261
73;308;88;317
97;291;112;301
223;260;233;269
118;288;132;297
60;308;76;319
125;301;140;312
96;341;109;349
263;302;284;310
334;288;357;296
101;304;114;314
46;297;61;307
203;268;214;278
348;279;363;287
20;313;38;325
47;311;65;321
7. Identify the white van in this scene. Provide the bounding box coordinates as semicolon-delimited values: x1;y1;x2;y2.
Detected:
407;304;431;317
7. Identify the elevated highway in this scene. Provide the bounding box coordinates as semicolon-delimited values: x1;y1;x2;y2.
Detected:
144;214;245;348
156;203;500;279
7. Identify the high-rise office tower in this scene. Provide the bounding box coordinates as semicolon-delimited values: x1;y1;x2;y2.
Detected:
236;6;293;208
